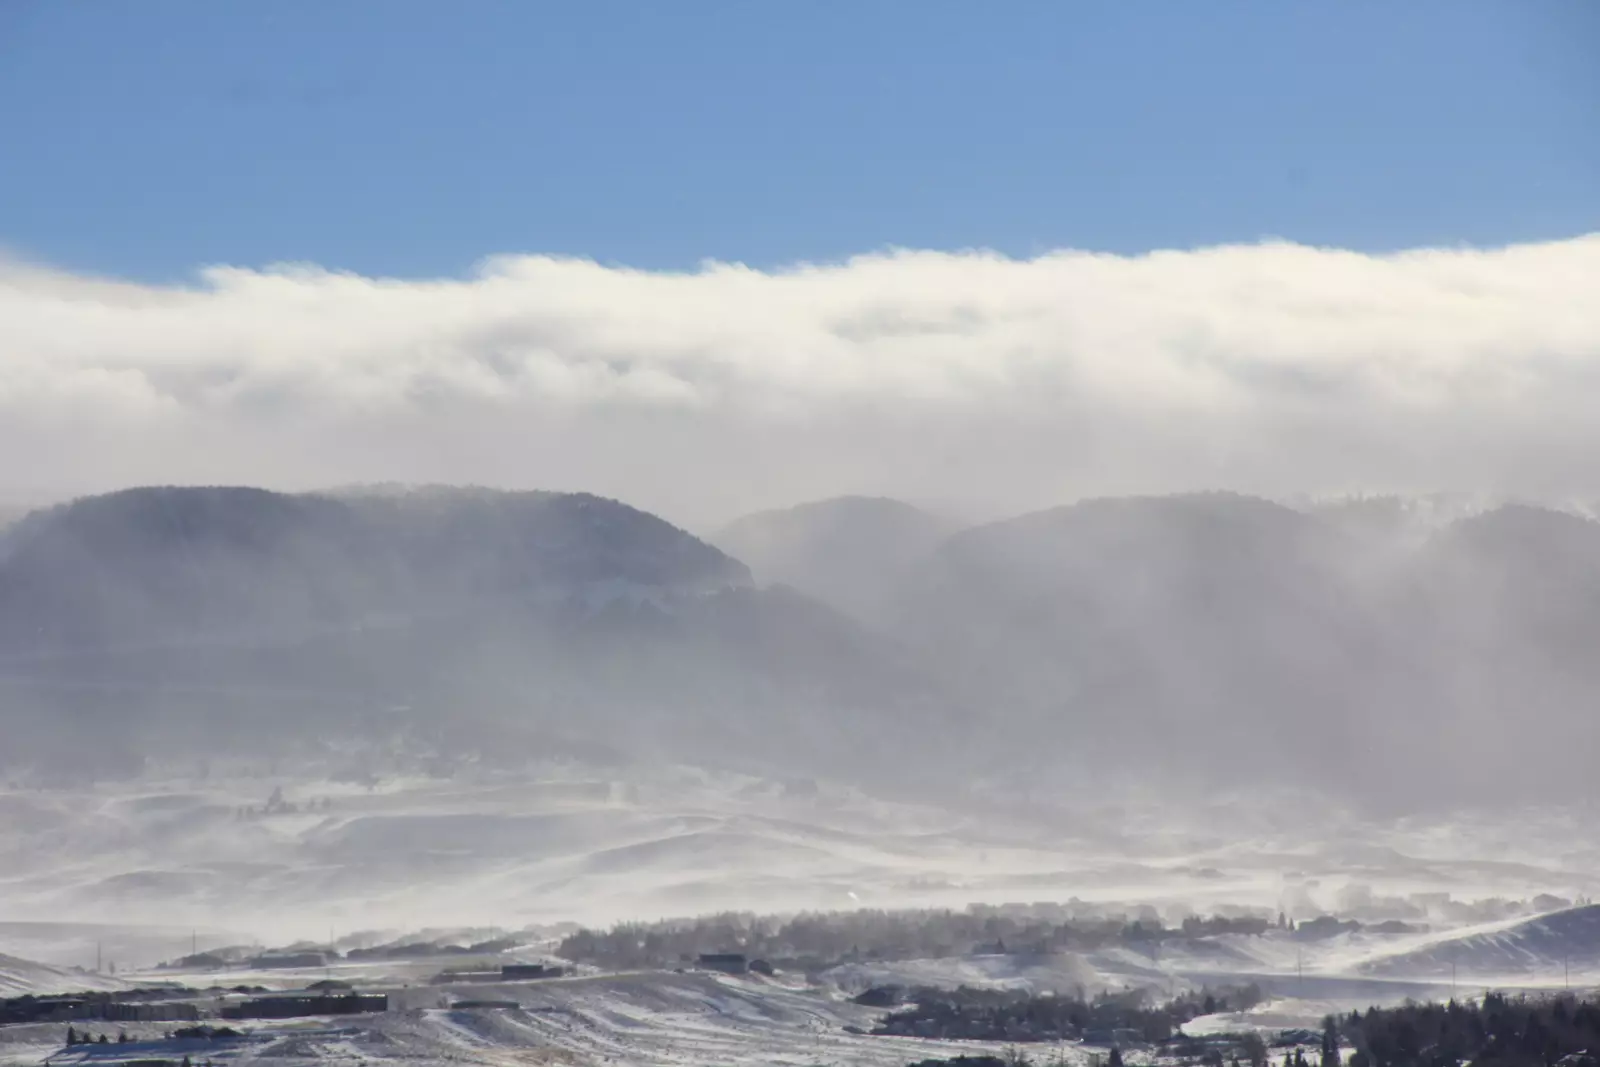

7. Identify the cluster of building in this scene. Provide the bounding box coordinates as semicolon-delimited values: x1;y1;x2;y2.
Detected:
220;992;387;1020
5;950;764;1036
695;953;774;976
0;987;388;1029
429;962;571;985
0;993;200;1026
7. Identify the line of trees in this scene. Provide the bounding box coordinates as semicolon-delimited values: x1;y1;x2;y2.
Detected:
871;985;1267;1044
556;906;1273;970
894;993;1600;1067
64;1027;127;1045
1341;993;1600;1067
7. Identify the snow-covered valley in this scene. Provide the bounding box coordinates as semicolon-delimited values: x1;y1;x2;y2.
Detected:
4;762;1597;948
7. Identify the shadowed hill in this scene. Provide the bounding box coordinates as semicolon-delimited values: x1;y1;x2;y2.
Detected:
712;496;956;623
0;503;32;533
0;486;951;784
886;493;1600;805
894;493;1375;779
7;486;1600;808
0;486;748;651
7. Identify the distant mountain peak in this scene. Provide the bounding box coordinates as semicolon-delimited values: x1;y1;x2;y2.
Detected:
0;484;750;652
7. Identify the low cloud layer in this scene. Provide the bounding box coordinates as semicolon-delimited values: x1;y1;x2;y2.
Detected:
3;235;1598;525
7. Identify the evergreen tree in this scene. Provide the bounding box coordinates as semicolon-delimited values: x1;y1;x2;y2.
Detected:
1109;1048;1124;1067
1322;1015;1341;1067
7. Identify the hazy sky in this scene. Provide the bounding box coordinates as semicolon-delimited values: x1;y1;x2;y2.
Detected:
1;3;1596;525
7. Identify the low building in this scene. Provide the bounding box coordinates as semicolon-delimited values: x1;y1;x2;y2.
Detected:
0;995;199;1024
0;995;90;1025
696;953;748;974
101;1002;201;1022
852;985;906;1008
429;970;499;984
221;992;386;1020
305;979;354;993
1083;1028;1146;1046
249;952;329;969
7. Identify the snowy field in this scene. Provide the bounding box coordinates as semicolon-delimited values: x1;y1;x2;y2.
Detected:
0;970;1047;1067
3;762;1596;948
0;951;1579;1067
5;763;1600;1066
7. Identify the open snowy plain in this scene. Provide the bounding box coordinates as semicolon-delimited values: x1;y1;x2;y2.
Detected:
6;758;1599;936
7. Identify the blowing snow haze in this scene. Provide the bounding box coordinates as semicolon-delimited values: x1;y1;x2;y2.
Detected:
6;239;1600;937
2;482;1600;814
6;7;1600;1049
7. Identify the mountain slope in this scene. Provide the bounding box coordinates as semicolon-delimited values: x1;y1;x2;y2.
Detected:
0;951;122;995
893;493;1377;777
887;494;1600;805
0;485;749;652
0;503;31;533
0;486;950;784
712;496;955;623
11;486;1600;808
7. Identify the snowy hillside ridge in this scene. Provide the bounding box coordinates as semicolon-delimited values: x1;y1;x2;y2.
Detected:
0;952;124;996
7;758;1595;951
1299;491;1600;532
890;491;1600;807
824;952;1103;996
1297;492;1498;534
1355;903;1600;979
13;485;1600;805
0;485;749;602
2;969;1032;1067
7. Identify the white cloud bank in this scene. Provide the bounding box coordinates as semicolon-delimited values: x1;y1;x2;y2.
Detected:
2;236;1598;525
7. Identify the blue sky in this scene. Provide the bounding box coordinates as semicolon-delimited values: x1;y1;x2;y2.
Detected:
1;1;1595;282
